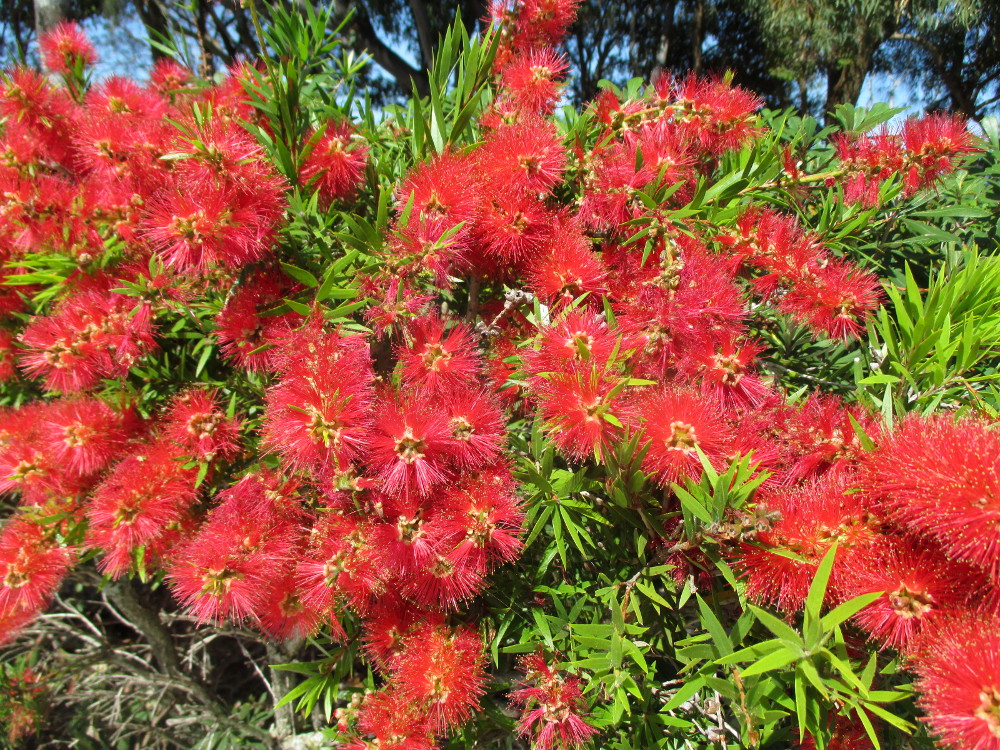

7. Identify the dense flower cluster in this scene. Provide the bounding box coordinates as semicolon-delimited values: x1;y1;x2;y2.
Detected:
0;2;989;748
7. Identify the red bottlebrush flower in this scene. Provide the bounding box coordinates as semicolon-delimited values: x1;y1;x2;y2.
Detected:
270;315;374;381
668;74;764;155
360;597;442;671
396;150;480;232
735;473;875;612
469;188;553;269
509;650;598;750
912;611;1000;750
85;77;168;129
785;394;874;481
524;308;625;376
578;145;654;231
403;545;487;610
533;368;625;461
256;569;322;641
261;368;373;476
367;397;453;499
441;389;505;470
86;443;199;577
779;259;883;339
18;285;156;393
630;387;733;487
682;336;769;408
500;48;568;115
39;21;97;75
510;0;581;49
0;329;17;382
527;214;608;308
38;397;135;477
370;493;444;580
300;122;368;204
902;113;979;190
297;508;379;617
398;316;481;395
214;270;304;371
0;403;91;504
0;68;75;161
167;473;303;623
387;215;473;284
347;690;435;750
142;184;275;272
392;623;486;731
438;469;525;570
864;414;1000;580
162;388;242;462
148;58;193;94
478;117;566;195
840;536;974;653
0;516;72;617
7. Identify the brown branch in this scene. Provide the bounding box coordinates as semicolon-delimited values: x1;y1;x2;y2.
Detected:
103;578;277;748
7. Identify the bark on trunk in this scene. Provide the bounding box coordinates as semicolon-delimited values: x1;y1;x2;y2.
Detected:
34;0;65;64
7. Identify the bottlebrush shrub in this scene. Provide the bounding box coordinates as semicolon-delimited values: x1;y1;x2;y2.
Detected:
0;2;998;749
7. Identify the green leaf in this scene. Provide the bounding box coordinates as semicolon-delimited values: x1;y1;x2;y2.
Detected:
739;646;799;677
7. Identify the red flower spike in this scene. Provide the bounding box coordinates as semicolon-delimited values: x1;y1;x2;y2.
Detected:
262;374;373;477
256;569;323;641
778;259;883;339
500;48;569;114
167;473;303;624
86;443;200;578
913;611;1000;750
533;368;624;461
478;117;566;195
0;516;73;618
39;397;136;477
370;494;443;580
214;270;304;371
346;690;436;750
391;623;486;732
509;650;598;750
441;389;506;470
527;214;608;308
148;58;193;94
402;546;487;610
39;21;97;75
735;473;876;612
864;414;1000;580
681;336;769;408
163;388;242;462
629;387;733;488
395;150;480;232
398;316;482;395
360;597;443;671
470;188;554;270
438;469;525;570
367;398;453;499
300;122;369;205
524;308;625;376
296;509;380;619
841;536;975;653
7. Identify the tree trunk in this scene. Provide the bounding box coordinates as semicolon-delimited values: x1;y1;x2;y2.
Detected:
654;0;678;71
824;54;870;113
134;0;172;61
33;0;65;54
691;0;704;75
